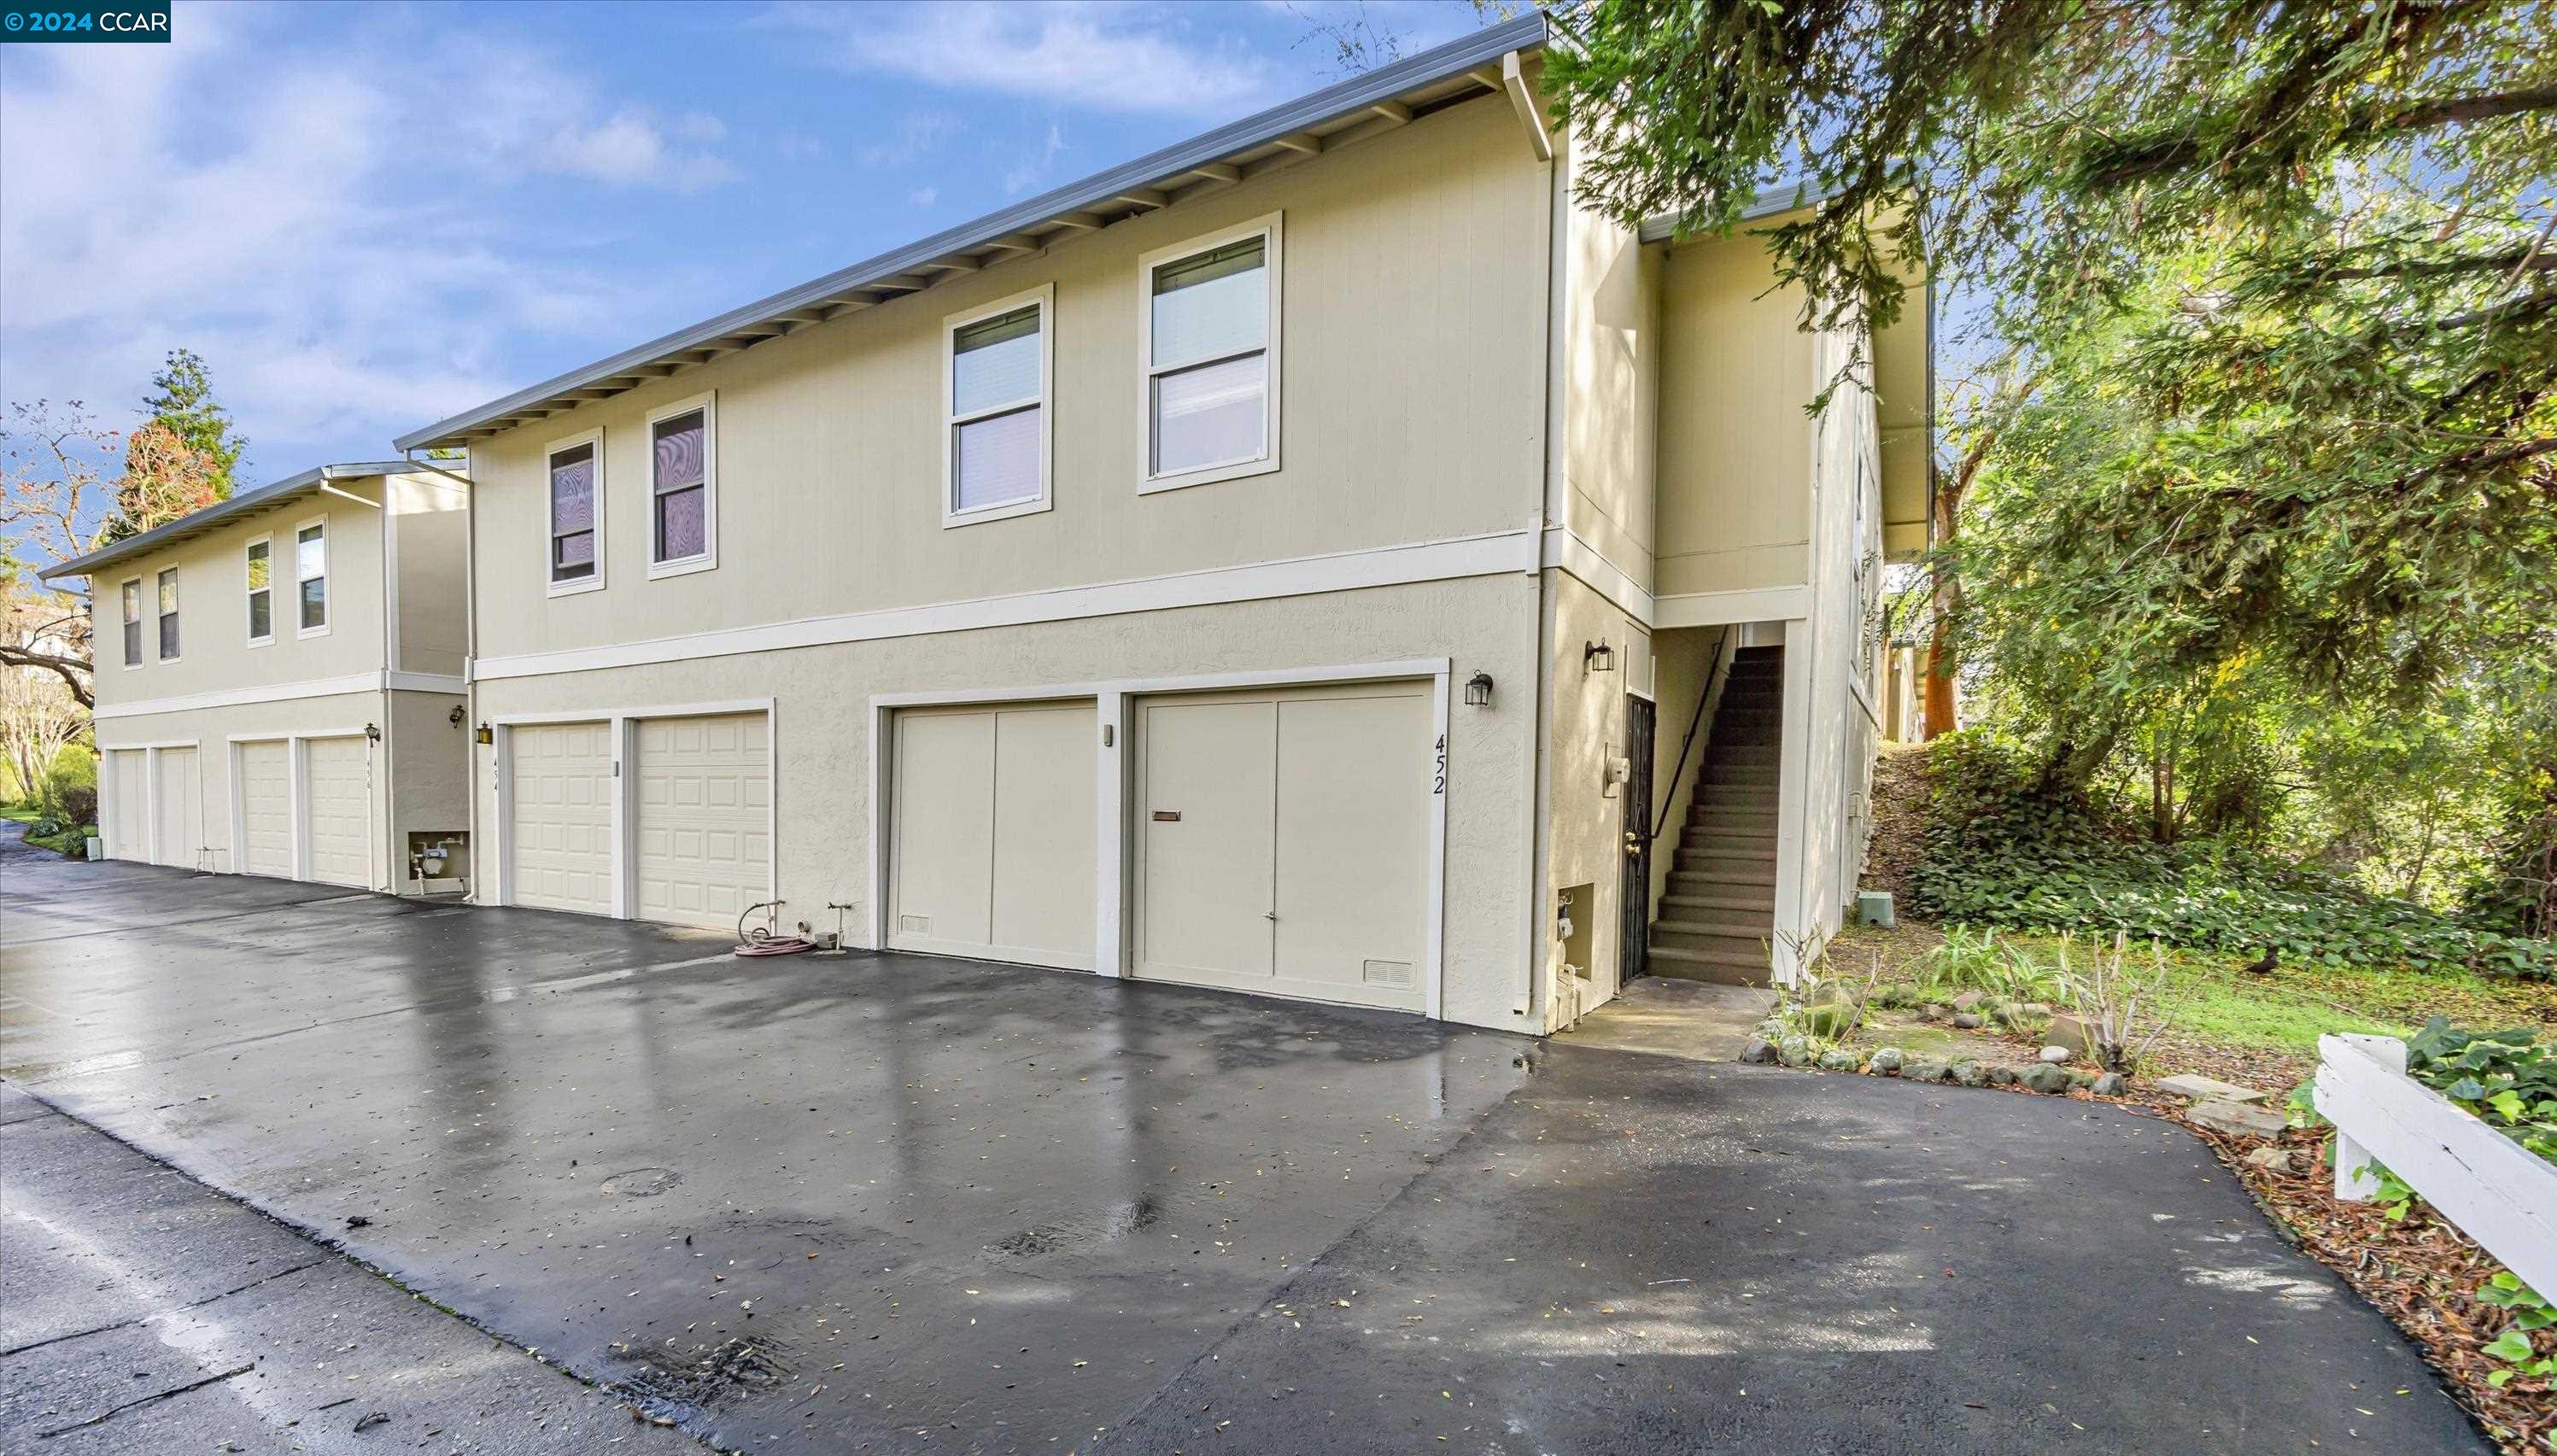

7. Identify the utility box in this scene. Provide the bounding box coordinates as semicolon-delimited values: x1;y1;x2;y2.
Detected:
408;831;471;896
1856;890;1897;929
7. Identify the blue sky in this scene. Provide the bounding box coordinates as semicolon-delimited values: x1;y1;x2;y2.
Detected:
0;0;1486;487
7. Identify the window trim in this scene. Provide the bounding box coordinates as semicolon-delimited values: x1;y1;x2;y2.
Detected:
293;515;331;639
1135;212;1282;495
245;534;274;647
155;566;180;663
545;427;606;598
120;576;144;670
644;391;720;578
941;284;1056;529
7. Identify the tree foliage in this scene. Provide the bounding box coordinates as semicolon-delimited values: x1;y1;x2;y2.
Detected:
106;348;242;543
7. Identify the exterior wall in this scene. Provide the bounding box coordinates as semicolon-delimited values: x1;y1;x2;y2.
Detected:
387;688;471;880
93;690;389;884
1779;320;1885;971
1534;570;1650;1030
1557;129;1659;595
1644;623;1730;910
468;577;1543;1030
1654;232;1816;600
89;482;389;713
465;94;1551;672
389;471;471;676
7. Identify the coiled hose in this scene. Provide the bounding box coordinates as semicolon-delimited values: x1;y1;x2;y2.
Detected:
734;900;815;956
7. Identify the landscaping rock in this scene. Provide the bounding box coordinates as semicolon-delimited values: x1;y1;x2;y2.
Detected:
1987;1065;2018;1085
1806;1003;1855;1038
2157;1073;2267;1105
1867;1047;1905;1073
1951;1061;1987;1087
2045;1012;2098;1056
2243;1145;2302;1176
1951;1013;1984;1030
2088;1073;2128;1097
1905;1058;1951;1083
2185;1099;2286;1137
2068;1069;2098;1089
1739;1038;1777;1065
2037;1045;2072;1065
1951;991;1987;1013
2018;1061;2074;1095
1778;1036;1814;1068
1817;1049;1861;1072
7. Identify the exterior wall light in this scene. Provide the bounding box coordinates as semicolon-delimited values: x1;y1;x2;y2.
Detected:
366;722;382;743
475;723;494;746
1464;670;1495;707
1584;639;1616;674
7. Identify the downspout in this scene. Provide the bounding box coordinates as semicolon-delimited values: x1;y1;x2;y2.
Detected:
1518;114;1565;1024
405;450;477;903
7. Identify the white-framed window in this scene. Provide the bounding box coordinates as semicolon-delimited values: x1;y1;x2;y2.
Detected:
295;519;329;635
1137;213;1281;493
943;284;1054;527
546;430;604;595
647;394;717;576
245;535;273;646
120;577;143;668
155;567;179;661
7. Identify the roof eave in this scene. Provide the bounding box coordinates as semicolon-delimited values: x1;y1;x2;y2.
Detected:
36;460;416;581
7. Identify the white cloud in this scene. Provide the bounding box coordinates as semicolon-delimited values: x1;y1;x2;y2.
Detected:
547;109;740;190
909;185;939;208
1003;122;1069;196
859;109;962;169
776;1;1277;117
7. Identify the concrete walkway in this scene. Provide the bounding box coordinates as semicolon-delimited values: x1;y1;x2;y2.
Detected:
1;856;2491;1454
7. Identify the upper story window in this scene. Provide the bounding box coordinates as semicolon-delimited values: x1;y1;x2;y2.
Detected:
1138;214;1281;493
246;537;273;645
944;285;1052;527
547;431;603;595
647;395;717;576
295;521;329;634
155;568;179;660
120;578;142;667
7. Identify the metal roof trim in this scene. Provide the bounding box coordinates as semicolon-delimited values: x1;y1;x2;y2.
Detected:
38;460;416;581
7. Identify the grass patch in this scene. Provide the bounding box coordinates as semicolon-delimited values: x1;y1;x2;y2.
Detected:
0;803;39;824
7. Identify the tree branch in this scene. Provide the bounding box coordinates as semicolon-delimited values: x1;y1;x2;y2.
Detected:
0;642;94;710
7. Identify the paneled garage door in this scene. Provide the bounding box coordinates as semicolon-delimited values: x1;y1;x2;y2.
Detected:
510;721;613;915
237;740;294;878
153;746;202;869
303;736;372;887
635;712;769;932
1132;681;1431;1012
108;749;146;862
887;702;1096;970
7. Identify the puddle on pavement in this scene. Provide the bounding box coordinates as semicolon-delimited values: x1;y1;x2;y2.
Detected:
987;1197;1161;1258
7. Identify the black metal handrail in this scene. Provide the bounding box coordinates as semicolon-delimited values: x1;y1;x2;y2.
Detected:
1647;640;1727;845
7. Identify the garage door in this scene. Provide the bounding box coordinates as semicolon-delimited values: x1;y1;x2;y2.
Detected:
887;702;1096;970
153;746;202;868
509;721;613;915
303;736;371;887
108;749;146;862
635;712;770;932
237;740;294;878
1132;681;1431;1012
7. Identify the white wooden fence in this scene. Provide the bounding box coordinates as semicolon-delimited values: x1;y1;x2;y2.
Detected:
2315;1032;2557;1298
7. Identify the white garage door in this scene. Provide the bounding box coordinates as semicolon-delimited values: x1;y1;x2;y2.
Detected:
303;736;372;887
887;702;1096;970
108;749;147;862
237;740;294;878
509;721;614;915
1133;681;1431;1012
635;712;769;932
153;746;202;868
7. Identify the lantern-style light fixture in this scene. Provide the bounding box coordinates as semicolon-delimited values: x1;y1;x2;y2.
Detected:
1464;670;1495;708
365;722;383;743
475;722;494;746
1584;638;1617;674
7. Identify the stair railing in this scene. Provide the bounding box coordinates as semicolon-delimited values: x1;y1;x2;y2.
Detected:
1648;643;1729;845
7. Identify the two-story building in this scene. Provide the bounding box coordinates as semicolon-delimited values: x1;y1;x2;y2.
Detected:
384;15;1925;1032
41;463;474;894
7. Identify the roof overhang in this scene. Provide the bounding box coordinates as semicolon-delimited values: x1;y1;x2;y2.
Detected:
38;460;414;582
395;12;1553;453
1635;178;1840;245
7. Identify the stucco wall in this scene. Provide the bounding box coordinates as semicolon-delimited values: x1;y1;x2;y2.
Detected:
388;688;471;874
95;691;389;883
391;471;471;676
1654;232;1816;599
467;576;1543;1030
1558;129;1659;593
465;94;1551;668
88;481;389;711
1533;570;1649;1030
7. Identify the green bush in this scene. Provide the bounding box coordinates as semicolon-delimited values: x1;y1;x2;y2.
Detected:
2405;1018;2557;1165
38;743;95;824
1910;734;2555;980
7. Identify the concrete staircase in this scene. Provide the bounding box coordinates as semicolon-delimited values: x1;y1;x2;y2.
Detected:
1649;646;1782;985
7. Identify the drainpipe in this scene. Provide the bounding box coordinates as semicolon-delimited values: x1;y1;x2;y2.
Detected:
1517;114;1565;1025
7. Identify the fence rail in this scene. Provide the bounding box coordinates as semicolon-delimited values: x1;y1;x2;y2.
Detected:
2314;1032;2557;1298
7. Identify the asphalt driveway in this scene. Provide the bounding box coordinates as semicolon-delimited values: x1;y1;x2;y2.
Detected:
1;853;2492;1454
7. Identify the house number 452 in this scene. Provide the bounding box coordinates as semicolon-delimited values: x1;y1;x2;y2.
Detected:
1433;734;1447;794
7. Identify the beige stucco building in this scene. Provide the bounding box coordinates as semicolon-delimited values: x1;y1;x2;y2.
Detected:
44;463;473;894
59;16;1924;1035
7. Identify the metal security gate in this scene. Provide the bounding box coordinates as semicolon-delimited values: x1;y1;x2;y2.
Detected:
1619;692;1656;985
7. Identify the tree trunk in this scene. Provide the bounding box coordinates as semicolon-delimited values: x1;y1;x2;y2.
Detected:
1922;484;1961;740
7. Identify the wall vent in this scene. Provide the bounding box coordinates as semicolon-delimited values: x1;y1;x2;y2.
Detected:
1361;959;1414;987
898;914;931;933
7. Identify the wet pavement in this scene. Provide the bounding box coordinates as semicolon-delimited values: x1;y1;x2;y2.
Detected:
2;855;2492;1454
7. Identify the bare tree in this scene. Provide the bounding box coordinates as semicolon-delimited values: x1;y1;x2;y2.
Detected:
0;654;83;804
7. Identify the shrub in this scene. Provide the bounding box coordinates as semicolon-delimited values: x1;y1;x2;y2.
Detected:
1910;734;2555;980
56;783;95;827
2405;1018;2557;1165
